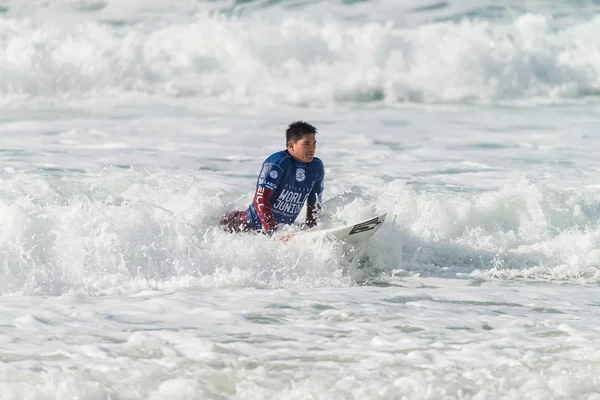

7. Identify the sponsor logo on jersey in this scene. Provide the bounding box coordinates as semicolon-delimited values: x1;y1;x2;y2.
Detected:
258;165;268;183
270;170;278;179
272;188;309;216
283;183;311;192
296;169;306;182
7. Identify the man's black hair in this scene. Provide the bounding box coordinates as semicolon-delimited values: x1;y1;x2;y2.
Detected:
286;121;317;145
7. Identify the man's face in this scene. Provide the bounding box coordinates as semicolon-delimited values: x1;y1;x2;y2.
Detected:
288;133;316;163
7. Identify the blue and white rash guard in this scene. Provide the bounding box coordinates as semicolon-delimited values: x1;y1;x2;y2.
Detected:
245;150;324;231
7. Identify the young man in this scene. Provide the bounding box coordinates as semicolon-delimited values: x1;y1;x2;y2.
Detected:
219;121;325;235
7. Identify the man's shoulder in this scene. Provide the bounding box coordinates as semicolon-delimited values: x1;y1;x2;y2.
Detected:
264;150;292;168
311;157;324;171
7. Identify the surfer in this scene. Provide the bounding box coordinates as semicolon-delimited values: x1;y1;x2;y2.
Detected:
219;121;325;236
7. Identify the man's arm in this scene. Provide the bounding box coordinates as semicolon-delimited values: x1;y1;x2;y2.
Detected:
253;187;276;233
305;202;320;228
305;169;324;228
254;161;285;234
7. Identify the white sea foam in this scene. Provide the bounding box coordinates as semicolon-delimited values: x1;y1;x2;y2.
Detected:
2;281;600;399
1;169;600;296
0;2;598;107
1;0;599;398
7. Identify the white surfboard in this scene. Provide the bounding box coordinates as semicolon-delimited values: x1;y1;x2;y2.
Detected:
278;213;387;245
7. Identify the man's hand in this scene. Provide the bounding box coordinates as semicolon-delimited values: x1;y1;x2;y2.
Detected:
277;233;294;243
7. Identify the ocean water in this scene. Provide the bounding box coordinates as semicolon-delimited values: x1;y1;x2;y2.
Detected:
1;0;600;398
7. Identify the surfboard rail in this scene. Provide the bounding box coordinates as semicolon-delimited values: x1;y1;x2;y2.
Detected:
276;213;387;244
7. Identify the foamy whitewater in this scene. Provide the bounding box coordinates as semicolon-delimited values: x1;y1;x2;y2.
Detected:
1;0;600;398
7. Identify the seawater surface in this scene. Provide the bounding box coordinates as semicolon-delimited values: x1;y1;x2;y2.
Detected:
0;0;600;398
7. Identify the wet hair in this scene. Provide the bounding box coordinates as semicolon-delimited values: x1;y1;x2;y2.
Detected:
286;121;317;145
